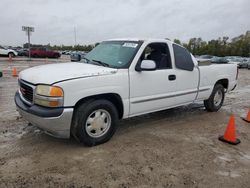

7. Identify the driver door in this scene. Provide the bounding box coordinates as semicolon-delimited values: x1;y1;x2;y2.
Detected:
129;42;178;116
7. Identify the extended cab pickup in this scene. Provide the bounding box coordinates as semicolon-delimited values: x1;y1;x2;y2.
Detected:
15;38;238;146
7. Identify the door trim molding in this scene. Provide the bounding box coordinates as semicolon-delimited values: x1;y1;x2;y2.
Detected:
131;88;210;104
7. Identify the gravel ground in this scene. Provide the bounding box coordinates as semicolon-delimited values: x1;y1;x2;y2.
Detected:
0;57;250;188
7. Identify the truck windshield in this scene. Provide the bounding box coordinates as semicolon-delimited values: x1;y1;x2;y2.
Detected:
83;41;142;68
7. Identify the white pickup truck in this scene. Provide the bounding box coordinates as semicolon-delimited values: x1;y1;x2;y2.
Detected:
15;38;238;146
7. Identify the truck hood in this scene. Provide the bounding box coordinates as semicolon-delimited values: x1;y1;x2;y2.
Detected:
19;62;118;85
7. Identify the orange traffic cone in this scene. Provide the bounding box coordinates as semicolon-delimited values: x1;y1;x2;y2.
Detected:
242;109;250;123
219;115;240;145
12;67;18;77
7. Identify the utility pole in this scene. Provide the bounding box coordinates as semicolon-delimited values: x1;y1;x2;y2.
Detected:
22;26;34;60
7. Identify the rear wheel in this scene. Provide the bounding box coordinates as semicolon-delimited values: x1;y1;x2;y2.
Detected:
71;99;118;146
204;84;225;112
54;54;60;58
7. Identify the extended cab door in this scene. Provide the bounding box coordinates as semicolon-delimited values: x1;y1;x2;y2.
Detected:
171;44;199;105
129;42;178;116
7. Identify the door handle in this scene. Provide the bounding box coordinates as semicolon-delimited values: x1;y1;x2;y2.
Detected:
168;74;176;81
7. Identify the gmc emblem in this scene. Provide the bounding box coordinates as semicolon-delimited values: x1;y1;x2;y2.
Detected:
20;87;26;95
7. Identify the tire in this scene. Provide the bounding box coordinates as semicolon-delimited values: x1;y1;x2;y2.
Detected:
8;52;15;57
204;84;225;112
54;54;59;58
71;99;118;146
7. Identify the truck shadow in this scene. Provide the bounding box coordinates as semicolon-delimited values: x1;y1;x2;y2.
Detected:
117;103;206;134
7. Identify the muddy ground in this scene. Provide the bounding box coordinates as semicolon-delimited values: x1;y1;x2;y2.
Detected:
0;57;250;188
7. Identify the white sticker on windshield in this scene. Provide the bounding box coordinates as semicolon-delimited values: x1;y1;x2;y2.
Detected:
123;43;138;48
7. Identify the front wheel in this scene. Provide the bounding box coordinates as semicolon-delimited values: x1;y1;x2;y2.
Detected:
8;52;15;57
54;54;60;58
204;84;225;112
71;99;118;146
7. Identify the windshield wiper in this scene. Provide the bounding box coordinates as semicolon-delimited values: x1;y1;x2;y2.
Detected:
91;59;110;67
82;57;91;63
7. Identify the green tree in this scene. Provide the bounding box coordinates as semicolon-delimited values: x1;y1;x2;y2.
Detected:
173;39;181;45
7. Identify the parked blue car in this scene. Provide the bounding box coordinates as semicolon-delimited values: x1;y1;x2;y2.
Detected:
70;51;87;62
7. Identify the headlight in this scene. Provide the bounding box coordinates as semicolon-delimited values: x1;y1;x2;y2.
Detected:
34;85;64;107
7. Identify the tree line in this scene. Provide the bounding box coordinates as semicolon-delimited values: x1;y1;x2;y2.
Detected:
174;31;250;57
24;31;250;57
23;43;97;52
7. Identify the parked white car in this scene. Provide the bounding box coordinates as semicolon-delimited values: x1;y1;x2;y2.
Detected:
15;38;238;146
0;46;18;57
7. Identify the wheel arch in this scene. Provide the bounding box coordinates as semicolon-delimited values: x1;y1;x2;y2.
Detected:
8;52;15;56
215;78;229;90
73;93;124;119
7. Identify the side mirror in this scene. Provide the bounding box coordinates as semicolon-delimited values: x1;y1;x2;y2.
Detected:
137;60;156;71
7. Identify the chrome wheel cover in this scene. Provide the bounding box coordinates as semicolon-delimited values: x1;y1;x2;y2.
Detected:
214;90;223;107
85;109;111;138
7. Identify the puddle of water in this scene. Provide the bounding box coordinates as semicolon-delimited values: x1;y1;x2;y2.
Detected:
216;170;241;178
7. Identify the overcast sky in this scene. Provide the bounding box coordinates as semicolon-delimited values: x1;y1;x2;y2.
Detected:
1;0;249;46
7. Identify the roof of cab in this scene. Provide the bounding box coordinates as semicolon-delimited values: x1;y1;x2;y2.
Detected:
105;38;173;43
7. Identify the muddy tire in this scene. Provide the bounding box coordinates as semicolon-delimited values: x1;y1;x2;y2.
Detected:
204;84;225;112
71;99;118;146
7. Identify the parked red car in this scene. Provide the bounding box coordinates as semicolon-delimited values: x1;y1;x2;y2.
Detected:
30;48;61;58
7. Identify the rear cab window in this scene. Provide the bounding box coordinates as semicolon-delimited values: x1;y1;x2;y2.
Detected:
173;44;194;71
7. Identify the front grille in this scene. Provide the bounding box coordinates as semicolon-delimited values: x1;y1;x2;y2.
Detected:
20;81;34;103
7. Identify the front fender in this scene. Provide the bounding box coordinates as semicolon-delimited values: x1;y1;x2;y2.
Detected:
55;70;130;117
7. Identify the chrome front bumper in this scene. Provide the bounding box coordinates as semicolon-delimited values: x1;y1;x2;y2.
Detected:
15;92;73;139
